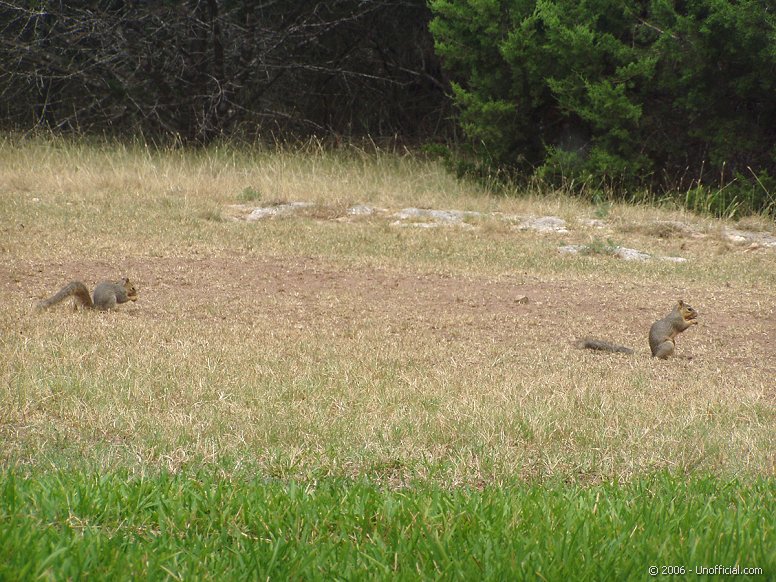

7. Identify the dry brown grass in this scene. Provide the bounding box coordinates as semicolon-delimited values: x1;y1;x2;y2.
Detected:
1;136;774;484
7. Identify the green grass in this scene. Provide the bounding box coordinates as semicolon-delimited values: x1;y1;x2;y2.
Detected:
1;469;772;580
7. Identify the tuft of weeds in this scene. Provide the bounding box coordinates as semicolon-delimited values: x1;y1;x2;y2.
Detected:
197;208;224;222
684;184;743;219
238;186;263;202
299;201;351;221
618;220;693;239
592;192;613;218
579;237;621;256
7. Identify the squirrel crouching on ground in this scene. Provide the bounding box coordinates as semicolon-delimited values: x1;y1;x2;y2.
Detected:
36;278;138;311
576;300;698;359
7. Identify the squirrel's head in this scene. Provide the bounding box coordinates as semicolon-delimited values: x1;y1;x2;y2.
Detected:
122;277;139;302
677;299;698;323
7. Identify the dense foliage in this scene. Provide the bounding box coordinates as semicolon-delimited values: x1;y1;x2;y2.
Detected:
430;0;776;214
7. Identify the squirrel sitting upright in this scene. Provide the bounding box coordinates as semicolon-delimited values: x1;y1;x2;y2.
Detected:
648;300;698;358
576;300;698;359
36;278;138;311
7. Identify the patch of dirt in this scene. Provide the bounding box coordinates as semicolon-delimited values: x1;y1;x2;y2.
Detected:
5;254;775;378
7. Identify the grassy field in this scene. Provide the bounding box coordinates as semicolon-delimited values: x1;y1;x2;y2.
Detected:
1;136;774;578
1;469;772;580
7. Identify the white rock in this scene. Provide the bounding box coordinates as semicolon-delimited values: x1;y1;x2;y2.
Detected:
392;207;483;227
660;256;689;263
724;228;776;248
246;202;314;221
558;245;583;255
578;218;607;228
395;208;476;222
390;220;440;229
614;247;652;261
519;216;569;234
348;204;383;216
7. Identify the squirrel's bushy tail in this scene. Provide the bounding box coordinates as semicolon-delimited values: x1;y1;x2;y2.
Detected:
36;281;93;310
575;338;634;354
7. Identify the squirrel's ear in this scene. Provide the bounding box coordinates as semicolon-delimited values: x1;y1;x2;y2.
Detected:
677;299;685;306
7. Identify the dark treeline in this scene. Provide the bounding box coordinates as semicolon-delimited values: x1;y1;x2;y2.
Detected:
1;1;774;215
0;0;450;143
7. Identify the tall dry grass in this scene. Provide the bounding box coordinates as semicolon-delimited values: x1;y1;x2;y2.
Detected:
1;136;774;484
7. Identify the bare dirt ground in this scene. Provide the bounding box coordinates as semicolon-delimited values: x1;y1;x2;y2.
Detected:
6;252;775;381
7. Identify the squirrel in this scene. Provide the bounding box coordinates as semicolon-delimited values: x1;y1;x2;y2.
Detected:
576;300;698;359
648;300;699;358
36;278;138;311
